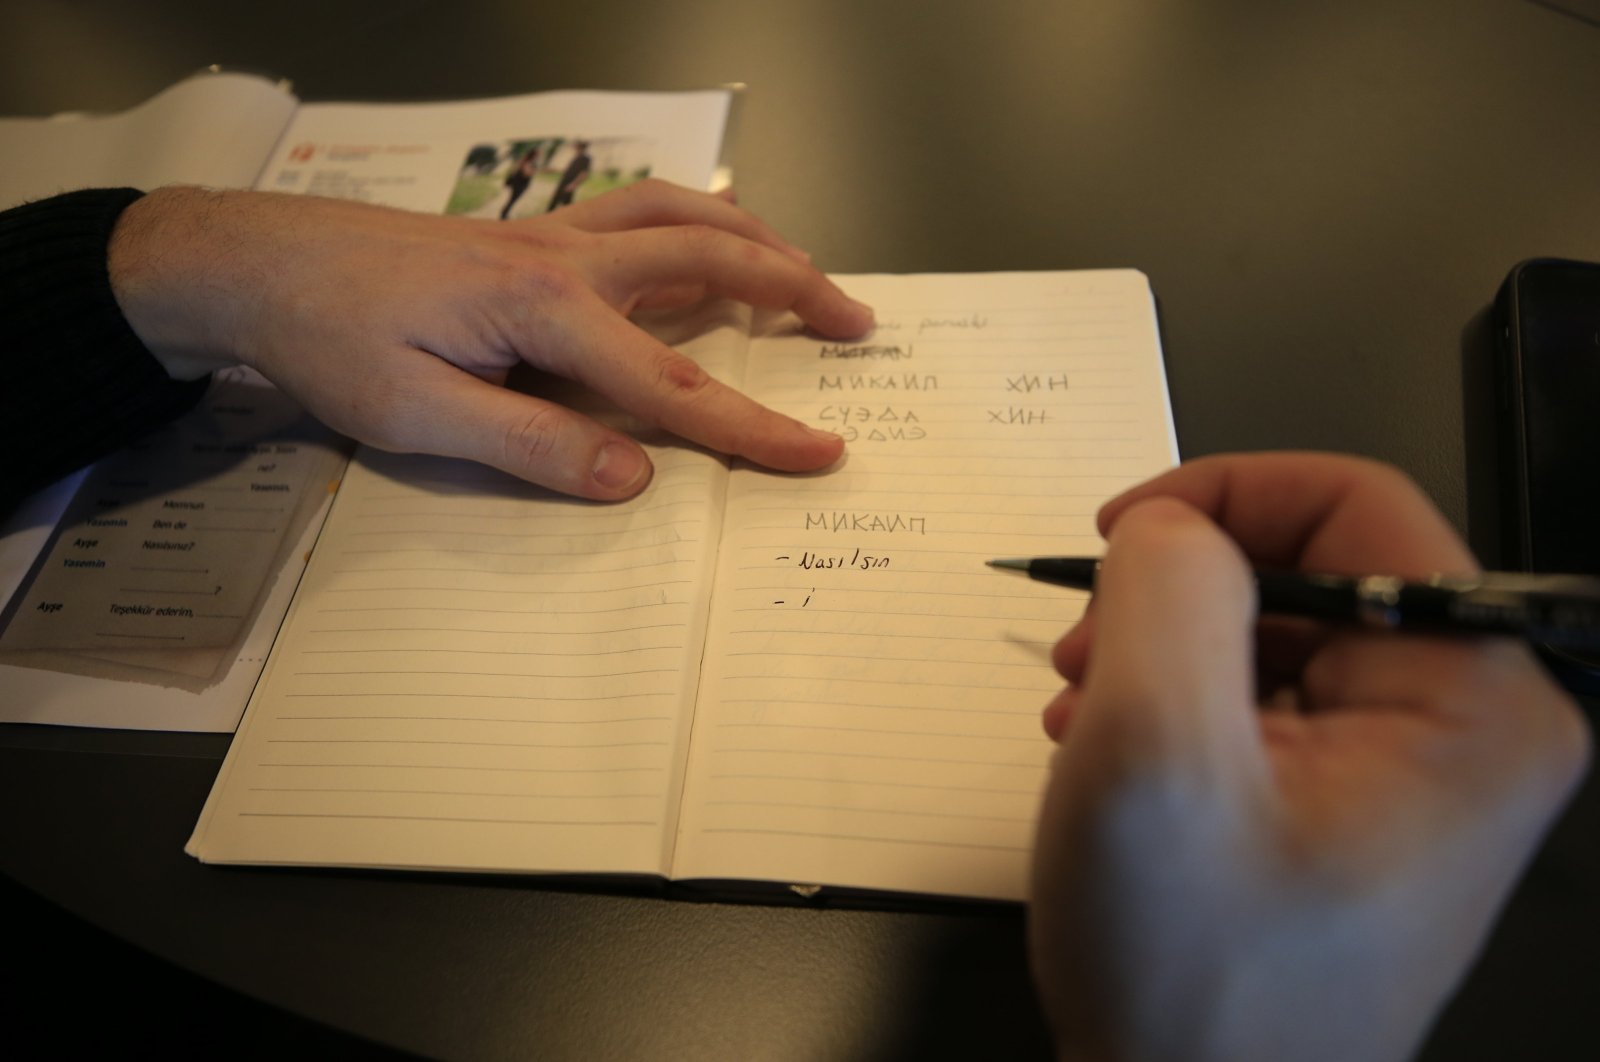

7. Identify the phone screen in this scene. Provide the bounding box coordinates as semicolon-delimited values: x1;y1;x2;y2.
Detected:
1509;260;1600;575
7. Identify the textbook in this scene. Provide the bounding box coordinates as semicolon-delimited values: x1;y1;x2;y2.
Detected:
186;268;1179;902
0;71;735;730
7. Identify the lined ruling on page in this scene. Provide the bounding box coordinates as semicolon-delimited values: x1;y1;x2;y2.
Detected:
187;308;744;875
675;272;1176;900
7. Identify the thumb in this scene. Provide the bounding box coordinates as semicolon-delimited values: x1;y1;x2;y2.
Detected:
1071;496;1265;786
350;352;655;500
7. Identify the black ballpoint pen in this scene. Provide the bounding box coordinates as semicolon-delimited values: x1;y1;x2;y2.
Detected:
987;557;1600;650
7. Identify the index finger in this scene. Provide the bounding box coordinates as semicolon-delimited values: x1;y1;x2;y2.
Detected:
1097;452;1477;576
538;286;845;472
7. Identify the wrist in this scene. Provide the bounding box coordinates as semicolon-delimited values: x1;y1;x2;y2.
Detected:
106;185;256;380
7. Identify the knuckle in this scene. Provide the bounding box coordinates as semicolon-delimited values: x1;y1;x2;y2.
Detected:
507;257;586;306
1359;457;1425;502
652;350;715;403
501;404;566;469
629;177;673;204
672;223;775;288
1114;497;1246;576
676;222;719;256
606;179;675;227
674;223;749;264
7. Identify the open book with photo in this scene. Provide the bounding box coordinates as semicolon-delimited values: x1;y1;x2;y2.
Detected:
0;69;734;218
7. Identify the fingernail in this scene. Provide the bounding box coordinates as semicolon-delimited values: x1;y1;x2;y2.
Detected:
804;426;842;444
849;298;875;326
592;441;650;492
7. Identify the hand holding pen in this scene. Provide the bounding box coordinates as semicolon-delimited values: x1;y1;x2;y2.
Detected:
1026;453;1590;1062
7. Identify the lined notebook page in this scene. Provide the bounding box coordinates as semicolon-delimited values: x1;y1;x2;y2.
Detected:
673;271;1176;900
186;306;747;875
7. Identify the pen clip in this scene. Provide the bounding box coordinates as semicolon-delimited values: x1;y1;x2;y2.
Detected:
1425;572;1600;596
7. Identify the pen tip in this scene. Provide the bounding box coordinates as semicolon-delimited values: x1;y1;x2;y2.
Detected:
987;558;1029;572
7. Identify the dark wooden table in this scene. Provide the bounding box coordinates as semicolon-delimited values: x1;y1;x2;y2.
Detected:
3;1;1597;1057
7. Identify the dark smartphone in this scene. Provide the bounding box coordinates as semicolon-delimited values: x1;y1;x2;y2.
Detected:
1493;258;1600;685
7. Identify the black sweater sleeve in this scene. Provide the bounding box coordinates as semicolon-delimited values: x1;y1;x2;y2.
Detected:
0;188;210;512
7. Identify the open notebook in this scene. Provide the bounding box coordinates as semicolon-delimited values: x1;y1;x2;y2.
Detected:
187;269;1177;902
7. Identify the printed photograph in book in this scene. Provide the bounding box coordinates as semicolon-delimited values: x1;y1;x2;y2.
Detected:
445;136;655;220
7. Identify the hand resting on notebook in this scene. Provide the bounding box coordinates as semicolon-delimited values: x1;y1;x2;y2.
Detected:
106;180;874;500
1029;452;1590;1062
